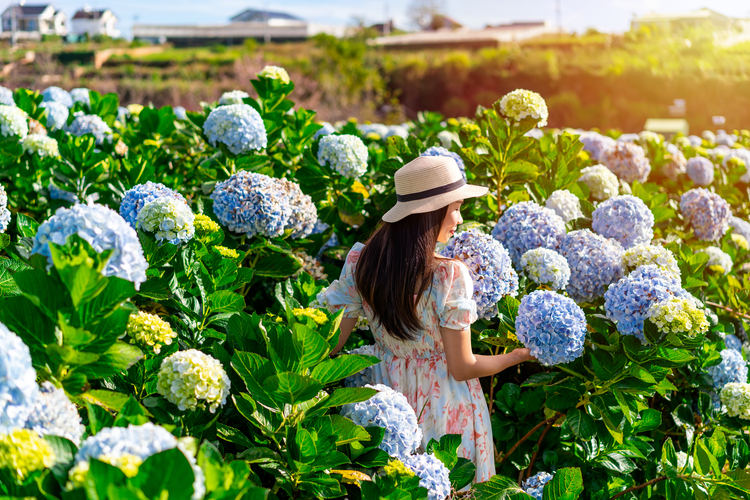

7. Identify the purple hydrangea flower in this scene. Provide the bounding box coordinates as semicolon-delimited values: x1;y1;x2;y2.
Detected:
492;201;566;267
559;229;624;303
680;188;731;241
686;156;714;186
592;195;654;249
599;142;651;184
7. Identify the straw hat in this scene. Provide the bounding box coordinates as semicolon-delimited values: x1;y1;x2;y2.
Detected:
382;156;488;223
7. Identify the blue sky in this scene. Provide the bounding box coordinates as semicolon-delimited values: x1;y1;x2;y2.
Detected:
37;0;750;38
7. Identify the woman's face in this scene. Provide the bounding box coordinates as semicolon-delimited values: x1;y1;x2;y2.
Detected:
438;200;463;243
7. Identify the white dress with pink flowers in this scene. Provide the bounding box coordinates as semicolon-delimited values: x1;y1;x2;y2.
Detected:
323;242;495;482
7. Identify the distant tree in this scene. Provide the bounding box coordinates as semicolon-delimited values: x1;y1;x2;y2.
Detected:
406;0;447;30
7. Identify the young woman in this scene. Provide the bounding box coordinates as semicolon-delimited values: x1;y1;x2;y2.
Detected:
322;156;533;482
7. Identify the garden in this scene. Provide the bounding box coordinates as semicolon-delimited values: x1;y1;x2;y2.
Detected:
0;65;749;500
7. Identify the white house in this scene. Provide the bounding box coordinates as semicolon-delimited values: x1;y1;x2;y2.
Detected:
1;4;67;40
71;6;119;38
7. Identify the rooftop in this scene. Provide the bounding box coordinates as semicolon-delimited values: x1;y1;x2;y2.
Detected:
230;9;302;23
72;9;111;20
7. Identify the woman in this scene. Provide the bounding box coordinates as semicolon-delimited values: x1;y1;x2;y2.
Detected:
323;156;533;482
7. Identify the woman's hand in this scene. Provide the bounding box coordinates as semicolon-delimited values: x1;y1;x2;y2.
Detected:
510;347;535;364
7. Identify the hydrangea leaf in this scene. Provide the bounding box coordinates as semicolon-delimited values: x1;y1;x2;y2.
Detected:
541;467;583;500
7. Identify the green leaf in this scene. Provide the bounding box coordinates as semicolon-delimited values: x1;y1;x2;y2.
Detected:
310;354;379;385
474;474;535;500
633;408;662;432
130;447;195;500
16;213;39;238
566;408;596;440
79;389;132;413
694;440;721;477
263;372;324;406
661;439;679;478
449;457;477;491
541;468;584;500
312;387;377;411
209;290;246;313
254;252;302;278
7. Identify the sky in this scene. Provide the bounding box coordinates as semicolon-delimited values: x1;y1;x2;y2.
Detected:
25;0;750;38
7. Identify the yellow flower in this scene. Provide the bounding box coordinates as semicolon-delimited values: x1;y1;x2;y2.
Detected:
732;233;749;251
212;245;240;260
0;429;56;481
293;307;328;325
384;459;416;480
194;214;221;236
126;311;177;354
67;453;143;489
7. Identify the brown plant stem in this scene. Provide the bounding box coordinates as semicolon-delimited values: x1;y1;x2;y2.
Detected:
611;476;668;499
500;412;562;465
705;301;750;321
523;420;553;482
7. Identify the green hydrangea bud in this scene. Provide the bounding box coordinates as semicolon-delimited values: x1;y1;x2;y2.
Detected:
212;245;240;260
646;297;708;337
126;311;177;354
0;429;56;481
194;213;221;236
720;382;750;419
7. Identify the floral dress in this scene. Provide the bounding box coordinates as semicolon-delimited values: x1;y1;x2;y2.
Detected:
323;242;495;482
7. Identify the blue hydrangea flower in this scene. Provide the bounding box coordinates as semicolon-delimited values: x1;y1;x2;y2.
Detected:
516;290;586;366
211;171;317;239
42;86;73;108
522;471;555;500
599;142;651;184
708;349;748;390
343;344;378;388
173;106;187;121
520;248;571;291
341;384;422;458
49;182;79;204
203;104;267;155
119;182;187;229
442;228;519;320
31;203;149;289
591;195;654;249
66;114;113;144
70;88;90;106
402;454;451;500
559;229;624;303
0;322;39;431
686;156;714;186
218;90;249;106
117;106;130;123
725;334;742;351
680;188;731;241
0;105;28;138
317;134;369;178
420;146;466;180
41;101;69;131
604;265;690;341
492;201;566;267
0;184;10;233
730;216;750;241
545;189;583;223
386;125;409;139
0;85;15;106
688;135;702;147
25;382;84;445
577;131;616;161
74;423;205;500
314;121;335;139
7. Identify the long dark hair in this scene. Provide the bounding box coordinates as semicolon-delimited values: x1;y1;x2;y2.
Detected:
354;206;449;341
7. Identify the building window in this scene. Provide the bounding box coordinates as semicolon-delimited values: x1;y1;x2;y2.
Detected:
28;20;36;30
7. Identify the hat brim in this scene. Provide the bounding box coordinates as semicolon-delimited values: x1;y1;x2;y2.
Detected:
382;183;489;223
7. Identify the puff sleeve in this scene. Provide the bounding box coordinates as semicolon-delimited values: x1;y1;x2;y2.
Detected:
435;260;478;330
320;242;365;318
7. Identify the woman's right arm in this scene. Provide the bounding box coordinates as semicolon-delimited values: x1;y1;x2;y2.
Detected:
330;317;358;356
440;325;534;382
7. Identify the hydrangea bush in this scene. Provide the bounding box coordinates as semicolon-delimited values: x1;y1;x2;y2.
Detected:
258;65;291;84
22;134;59;157
700;246;732;275
66;114;113;144
203;104;267;154
559;229;624;303
41;86;73;108
442;228;518;320
218;90;250;106
720;383;750;419
401;453;451;500
680;188;731;241
591;195;654;249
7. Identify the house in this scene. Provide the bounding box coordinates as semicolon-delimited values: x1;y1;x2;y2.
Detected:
631;8;735;34
0;4;67;40
71;6;119;38
133;8;344;47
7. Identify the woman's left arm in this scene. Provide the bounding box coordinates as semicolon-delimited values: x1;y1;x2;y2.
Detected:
330;317;358;356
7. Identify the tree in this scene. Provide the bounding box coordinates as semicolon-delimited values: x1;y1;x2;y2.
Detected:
406;0;447;30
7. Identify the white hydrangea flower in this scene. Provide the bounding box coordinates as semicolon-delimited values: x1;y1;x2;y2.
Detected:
157;350;231;413
720;383;750;419
136;197;195;245
646;297;708;337
623;244;681;279
498;89;548;127
0;105;28;138
257;65;291;84
22;134;59;157
0;184;10;233
218;90;250;106
520;248;571;291
545;189;583;223
578;164;619;201
700;246;732;275
317;134;369;178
